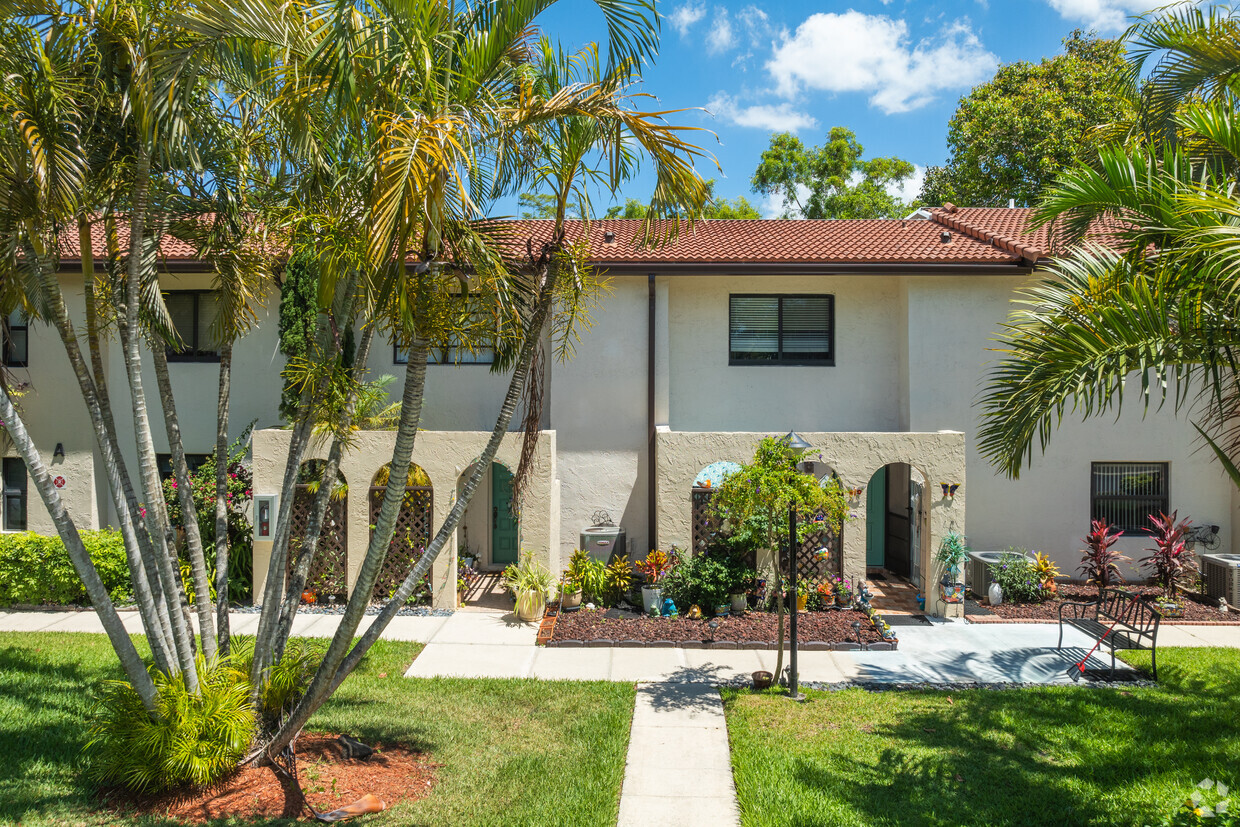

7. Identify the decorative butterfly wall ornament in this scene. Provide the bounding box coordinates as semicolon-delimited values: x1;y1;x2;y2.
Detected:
940;483;960;498
846;487;864;499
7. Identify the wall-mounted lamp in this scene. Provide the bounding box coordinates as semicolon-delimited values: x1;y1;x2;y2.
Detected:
253;495;277;540
53;443;64;460
939;482;960;498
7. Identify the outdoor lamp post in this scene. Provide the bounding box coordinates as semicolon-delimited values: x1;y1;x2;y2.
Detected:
784;430;812;701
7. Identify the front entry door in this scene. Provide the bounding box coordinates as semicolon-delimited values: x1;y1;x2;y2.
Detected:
866;467;886;567
491;464;519;566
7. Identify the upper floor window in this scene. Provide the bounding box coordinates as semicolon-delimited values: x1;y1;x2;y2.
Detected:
2;457;27;531
1091;461;1169;534
165;291;219;362
729;294;834;366
3;310;28;368
394;301;496;366
156;453;212;482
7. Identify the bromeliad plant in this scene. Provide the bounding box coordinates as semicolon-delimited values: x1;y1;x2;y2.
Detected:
635;550;674;586
1142;511;1197;601
1080;519;1130;597
934;532;969;584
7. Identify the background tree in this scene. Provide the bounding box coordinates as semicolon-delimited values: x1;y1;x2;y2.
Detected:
919;31;1133;208
750;127;916;219
604;179;759;218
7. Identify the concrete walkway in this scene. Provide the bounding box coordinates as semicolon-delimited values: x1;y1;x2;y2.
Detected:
403;614;1195;684
0;608;453;642
617;684;739;827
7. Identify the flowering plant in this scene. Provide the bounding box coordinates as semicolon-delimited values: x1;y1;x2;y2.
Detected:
987;551;1044;604
635;549;674;586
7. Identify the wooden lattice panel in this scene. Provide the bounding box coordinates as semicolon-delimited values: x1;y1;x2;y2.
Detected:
369;486;433;601
691;488;719;552
287;485;348;598
798;522;842;583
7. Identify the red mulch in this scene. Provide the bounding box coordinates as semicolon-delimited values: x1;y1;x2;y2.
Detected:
104;733;436;824
550;608;883;644
969;584;1240;624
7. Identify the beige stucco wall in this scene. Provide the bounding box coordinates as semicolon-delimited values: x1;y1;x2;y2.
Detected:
550;276;652;559
250;428;558;609
904;276;1233;579
655;429;967;617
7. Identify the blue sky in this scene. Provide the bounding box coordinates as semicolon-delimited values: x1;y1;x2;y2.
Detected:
525;0;1154;216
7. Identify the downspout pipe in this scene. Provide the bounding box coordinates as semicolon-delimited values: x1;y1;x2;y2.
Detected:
648;273;657;556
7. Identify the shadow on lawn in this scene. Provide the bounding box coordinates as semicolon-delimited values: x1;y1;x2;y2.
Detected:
785;669;1239;827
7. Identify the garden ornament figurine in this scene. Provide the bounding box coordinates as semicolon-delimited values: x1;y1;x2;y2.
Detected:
856;582;873;609
662;597;678;616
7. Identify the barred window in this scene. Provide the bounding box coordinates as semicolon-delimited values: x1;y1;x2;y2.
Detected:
1091;462;1169;534
3;310;28;367
729;294;834;366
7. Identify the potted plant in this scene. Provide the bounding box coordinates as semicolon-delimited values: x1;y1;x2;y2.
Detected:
558;576;583;610
934;531;969;603
730;567;755;614
796;579;810;612
635;550;673;615
559;549;590;611
502;554;554;622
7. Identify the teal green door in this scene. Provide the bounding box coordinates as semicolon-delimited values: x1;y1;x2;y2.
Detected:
866;467;887;567
491;464;519;566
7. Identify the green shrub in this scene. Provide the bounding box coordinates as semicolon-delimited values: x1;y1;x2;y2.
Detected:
0;530;131;606
662;551;740;610
85;655;257;793
987;550;1044;604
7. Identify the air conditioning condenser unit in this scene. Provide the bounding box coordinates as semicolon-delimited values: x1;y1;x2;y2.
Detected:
1201;553;1240;607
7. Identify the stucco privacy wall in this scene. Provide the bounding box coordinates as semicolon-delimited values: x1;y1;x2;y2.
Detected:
250;429;558;610
904;276;1234;577
656;429;967;617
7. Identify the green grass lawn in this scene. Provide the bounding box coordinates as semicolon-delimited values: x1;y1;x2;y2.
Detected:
0;632;634;826
722;648;1240;827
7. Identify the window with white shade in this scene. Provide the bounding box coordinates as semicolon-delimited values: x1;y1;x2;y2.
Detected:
3;309;28;367
729;294;834;366
1091;462;1169;534
164;291;220;362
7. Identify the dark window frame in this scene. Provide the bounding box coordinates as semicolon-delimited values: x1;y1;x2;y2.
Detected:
164;290;220;363
728;293;835;367
3;457;27;531
3;310;28;368
1090;461;1170;534
156;453;212;482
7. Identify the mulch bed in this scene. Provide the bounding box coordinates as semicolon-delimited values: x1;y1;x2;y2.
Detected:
548;607;886;647
104;733;436;824
966;584;1240;624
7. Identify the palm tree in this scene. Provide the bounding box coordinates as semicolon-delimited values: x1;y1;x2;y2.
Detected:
978;6;1240;481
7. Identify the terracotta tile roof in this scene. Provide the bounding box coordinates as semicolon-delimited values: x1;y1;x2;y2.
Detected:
58;212;1075;269
57;217;199;261
507;218;1022;265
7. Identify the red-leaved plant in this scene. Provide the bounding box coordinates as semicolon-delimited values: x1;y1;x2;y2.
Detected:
1140;511;1197;600
1079;520;1129;597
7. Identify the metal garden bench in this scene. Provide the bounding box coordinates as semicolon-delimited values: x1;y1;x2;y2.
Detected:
1057;587;1162;679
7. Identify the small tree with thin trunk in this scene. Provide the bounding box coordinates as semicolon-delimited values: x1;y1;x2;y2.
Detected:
708;437;849;686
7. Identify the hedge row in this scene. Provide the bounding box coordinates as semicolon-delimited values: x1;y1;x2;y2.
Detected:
0;530;131;606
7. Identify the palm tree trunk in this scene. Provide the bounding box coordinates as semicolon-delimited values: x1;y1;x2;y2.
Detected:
0;386;159;712
267;254;562;752
273;324;376;661
152;345;218;659
214;338;233;656
77;214;176;673
119;146;200;691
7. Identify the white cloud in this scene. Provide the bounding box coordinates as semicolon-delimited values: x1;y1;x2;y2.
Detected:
1043;0;1149;32
765;12;998;114
707;92;818;133
706;8;735;54
888;164;926;203
670;1;706;36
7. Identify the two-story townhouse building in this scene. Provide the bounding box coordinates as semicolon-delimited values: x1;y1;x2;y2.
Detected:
6;206;1232;615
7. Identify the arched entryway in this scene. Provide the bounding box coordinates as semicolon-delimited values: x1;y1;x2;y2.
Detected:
866;463;922;582
369;463;433;602
289;460;348;602
457;461;519;572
